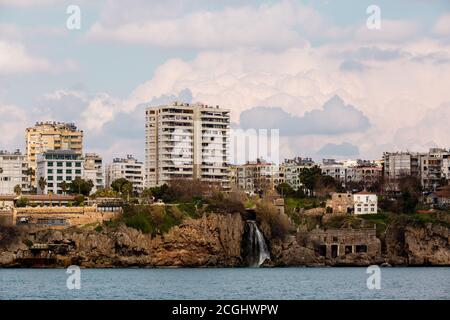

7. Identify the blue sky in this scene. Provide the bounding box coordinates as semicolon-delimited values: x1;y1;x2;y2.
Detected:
1;0;449;162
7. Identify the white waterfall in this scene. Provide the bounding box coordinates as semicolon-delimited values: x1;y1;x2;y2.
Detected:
246;221;270;267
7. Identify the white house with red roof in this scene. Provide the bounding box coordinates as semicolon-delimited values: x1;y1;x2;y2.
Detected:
353;191;378;214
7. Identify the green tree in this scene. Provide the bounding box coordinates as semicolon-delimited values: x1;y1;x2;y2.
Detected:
111;178;133;201
275;183;295;197
60;181;68;195
25;167;34;191
68;177;94;196
16;197;29;207
13;184;22;195
38;177;47;194
298;166;322;196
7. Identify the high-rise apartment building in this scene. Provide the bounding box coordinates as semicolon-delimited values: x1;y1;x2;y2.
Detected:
26;122;83;186
145;102;230;189
0;150;30;194
36;150;84;195
83;153;104;194
106;155;144;194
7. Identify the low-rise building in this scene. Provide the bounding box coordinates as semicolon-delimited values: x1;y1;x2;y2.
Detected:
235;159;281;195
36;150;83;195
326;192;353;215
106;155;144;194
353;191;378;214
0;150;29;195
307;226;381;259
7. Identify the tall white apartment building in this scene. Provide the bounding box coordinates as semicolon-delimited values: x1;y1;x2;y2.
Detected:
145;102;230;189
0;150;30;194
83;153;104;194
106;155;144;194
36;150;84;195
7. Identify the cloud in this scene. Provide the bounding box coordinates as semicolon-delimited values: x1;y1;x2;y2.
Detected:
0;102;27;150
0;40;50;74
317;142;360;157
239;96;370;136
340;60;368;72
393;102;450;151
433;13;450;37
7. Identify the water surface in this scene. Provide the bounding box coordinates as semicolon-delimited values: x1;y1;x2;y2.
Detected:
0;267;448;300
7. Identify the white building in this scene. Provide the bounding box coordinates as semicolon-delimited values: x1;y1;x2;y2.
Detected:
106;155;144;194
281;157;315;191
0;150;29;195
353;191;378;214
36;150;84;195
145;102;230;190
83;153;104;194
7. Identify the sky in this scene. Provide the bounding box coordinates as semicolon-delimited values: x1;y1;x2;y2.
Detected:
0;0;449;163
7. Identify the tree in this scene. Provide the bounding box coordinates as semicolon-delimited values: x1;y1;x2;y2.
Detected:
275;183;295;197
111;178;133;201
16;197;29;207
13;184;22;195
68;177;94;196
141;188;154;203
25;167;34;191
298;166;340;196
38;177;47;194
60;181;68;195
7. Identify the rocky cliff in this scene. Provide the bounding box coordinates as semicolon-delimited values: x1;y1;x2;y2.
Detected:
0;213;244;268
1;213;449;267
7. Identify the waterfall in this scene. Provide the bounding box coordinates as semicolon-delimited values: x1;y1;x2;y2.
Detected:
244;220;270;267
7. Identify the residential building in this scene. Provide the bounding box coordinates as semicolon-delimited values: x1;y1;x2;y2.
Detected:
442;154;450;181
281;157;315;191
353;191;378;214
25;122;83;186
383;151;421;180
106;155;144;194
83;153;104;194
36;150;84;195
145;102;230;190
420;148;450;190
0;150;29;194
320;159;347;182
235;158;281;194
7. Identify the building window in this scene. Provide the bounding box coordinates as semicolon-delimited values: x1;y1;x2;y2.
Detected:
75;169;81;174
57;176;63;181
57;169;63;174
66;162;72;167
47;169;53;174
57;162;63;167
48;176;53;181
66;169;72;174
48;162;53;167
75;162;81;167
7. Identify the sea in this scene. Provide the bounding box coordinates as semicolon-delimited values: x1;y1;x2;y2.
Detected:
0;267;449;300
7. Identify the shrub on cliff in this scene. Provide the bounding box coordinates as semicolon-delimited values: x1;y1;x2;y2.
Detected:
255;200;292;241
121;204;186;235
206;191;246;215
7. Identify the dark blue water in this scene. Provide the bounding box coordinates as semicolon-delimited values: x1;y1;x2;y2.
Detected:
0;268;449;300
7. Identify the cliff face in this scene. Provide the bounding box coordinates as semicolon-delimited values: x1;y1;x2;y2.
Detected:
386;222;450;265
0;213;244;268
1;214;449;267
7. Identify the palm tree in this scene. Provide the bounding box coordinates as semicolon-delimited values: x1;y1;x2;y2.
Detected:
13;184;22;195
25;167;35;190
38;177;47;194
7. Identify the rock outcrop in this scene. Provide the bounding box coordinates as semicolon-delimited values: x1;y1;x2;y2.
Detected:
0;213;449;267
386;222;450;265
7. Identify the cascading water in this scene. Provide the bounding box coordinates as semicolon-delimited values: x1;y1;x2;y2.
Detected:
243;220;270;267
